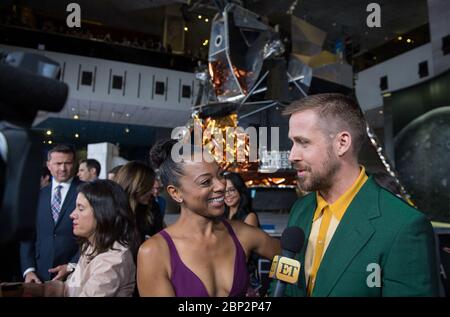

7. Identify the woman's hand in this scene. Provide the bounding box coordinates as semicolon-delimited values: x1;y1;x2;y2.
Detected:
49;264;70;281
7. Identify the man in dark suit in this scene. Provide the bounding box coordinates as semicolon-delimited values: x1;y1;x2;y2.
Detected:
274;93;439;296
20;144;82;283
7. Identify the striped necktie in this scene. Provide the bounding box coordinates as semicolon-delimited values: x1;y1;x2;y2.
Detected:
51;185;62;223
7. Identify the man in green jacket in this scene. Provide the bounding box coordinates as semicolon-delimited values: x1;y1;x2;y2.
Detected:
274;93;439;297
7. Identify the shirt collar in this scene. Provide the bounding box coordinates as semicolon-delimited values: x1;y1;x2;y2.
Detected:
314;166;368;221
52;177;74;190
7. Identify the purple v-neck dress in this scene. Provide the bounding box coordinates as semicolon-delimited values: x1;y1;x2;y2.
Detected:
159;221;249;297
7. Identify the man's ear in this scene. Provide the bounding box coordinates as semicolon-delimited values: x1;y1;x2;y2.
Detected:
167;185;183;203
335;131;352;157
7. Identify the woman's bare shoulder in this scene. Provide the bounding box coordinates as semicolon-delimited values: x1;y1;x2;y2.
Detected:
138;232;169;258
227;218;255;231
244;212;260;227
226;219;259;242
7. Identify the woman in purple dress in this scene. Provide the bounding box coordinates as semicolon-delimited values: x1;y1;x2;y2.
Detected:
137;140;280;297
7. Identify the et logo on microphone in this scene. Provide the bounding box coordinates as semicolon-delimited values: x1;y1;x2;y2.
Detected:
269;255;301;284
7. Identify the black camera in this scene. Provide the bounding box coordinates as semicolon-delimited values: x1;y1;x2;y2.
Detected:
0;51;68;244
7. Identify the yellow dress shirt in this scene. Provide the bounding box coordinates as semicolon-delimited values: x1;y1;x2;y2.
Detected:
305;166;368;295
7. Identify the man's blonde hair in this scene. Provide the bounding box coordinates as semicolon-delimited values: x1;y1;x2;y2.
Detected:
283;93;367;155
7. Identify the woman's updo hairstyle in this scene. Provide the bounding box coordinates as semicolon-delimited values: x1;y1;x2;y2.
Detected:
150;139;200;188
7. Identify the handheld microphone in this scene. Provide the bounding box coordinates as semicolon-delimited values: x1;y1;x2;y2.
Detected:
270;226;305;297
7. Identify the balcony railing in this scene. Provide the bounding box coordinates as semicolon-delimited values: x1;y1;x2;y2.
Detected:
0;25;198;73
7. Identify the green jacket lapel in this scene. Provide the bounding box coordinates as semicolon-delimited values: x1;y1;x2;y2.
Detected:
312;177;380;297
286;194;316;296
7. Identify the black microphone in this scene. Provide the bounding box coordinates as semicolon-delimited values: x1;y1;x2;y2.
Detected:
270;226;305;297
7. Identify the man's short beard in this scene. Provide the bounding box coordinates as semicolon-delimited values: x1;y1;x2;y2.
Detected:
298;145;341;193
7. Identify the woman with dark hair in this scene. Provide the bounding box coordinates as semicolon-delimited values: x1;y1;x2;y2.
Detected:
137;140;280;297
223;172;261;296
22;180;138;297
223;172;259;226
114;161;164;243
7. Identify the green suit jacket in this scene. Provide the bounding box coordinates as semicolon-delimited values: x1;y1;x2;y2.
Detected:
273;177;439;297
